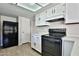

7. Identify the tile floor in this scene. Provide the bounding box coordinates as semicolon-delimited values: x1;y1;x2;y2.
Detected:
0;43;41;56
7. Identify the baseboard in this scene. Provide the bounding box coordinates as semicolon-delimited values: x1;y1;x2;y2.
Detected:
18;42;31;46
31;48;42;56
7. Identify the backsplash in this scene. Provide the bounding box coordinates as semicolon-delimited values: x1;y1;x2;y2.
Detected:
66;24;79;37
49;21;66;29
35;26;49;35
32;21;66;35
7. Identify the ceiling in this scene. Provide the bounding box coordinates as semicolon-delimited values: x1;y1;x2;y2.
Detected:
0;3;34;18
0;3;58;18
12;3;49;12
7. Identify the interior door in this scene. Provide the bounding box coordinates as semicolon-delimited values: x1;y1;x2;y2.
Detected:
18;17;30;45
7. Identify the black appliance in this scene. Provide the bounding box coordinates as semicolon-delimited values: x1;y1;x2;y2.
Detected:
2;21;18;48
42;29;66;56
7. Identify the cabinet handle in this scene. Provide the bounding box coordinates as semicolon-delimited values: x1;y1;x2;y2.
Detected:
39;17;40;21
52;9;53;14
46;11;47;13
34;42;36;46
54;8;55;13
36;37;39;39
22;32;24;33
62;10;64;13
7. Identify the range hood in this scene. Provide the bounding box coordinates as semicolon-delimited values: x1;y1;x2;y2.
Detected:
46;15;64;22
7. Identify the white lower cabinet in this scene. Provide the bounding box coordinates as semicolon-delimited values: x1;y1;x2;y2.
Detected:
62;37;74;56
31;34;42;53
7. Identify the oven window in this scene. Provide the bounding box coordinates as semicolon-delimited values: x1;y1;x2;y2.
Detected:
42;38;62;56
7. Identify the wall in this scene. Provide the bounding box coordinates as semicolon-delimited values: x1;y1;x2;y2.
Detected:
49;21;79;37
49;21;66;29
1;15;17;22
66;24;79;37
32;16;79;37
31;21;66;35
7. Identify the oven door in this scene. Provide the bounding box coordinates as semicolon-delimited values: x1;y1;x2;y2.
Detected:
42;36;62;56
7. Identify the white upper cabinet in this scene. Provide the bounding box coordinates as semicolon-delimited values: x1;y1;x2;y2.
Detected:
46;4;65;21
35;10;49;26
35;14;40;26
65;3;79;23
35;3;65;26
54;4;65;16
46;7;54;18
40;11;49;25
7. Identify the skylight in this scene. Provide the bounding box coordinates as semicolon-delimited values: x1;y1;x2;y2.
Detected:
37;3;49;7
16;3;49;12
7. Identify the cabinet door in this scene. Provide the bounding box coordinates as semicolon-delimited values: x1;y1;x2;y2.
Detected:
35;14;41;26
31;35;42;53
46;8;54;18
54;4;65;16
40;11;49;25
31;35;35;49
62;40;74;56
65;3;79;23
35;36;41;53
35;11;49;26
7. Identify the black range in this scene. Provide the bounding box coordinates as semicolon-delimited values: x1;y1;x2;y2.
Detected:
42;29;66;56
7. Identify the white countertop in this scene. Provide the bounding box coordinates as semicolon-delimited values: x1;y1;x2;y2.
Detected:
62;36;79;56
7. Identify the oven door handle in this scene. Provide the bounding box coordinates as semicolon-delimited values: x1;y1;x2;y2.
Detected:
49;39;61;43
44;38;61;43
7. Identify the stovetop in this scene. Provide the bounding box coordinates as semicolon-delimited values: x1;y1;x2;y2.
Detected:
42;29;66;39
42;34;65;39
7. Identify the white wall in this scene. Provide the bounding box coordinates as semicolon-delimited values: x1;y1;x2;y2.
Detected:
1;15;17;22
49;21;66;29
66;24;79;37
34;21;66;35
